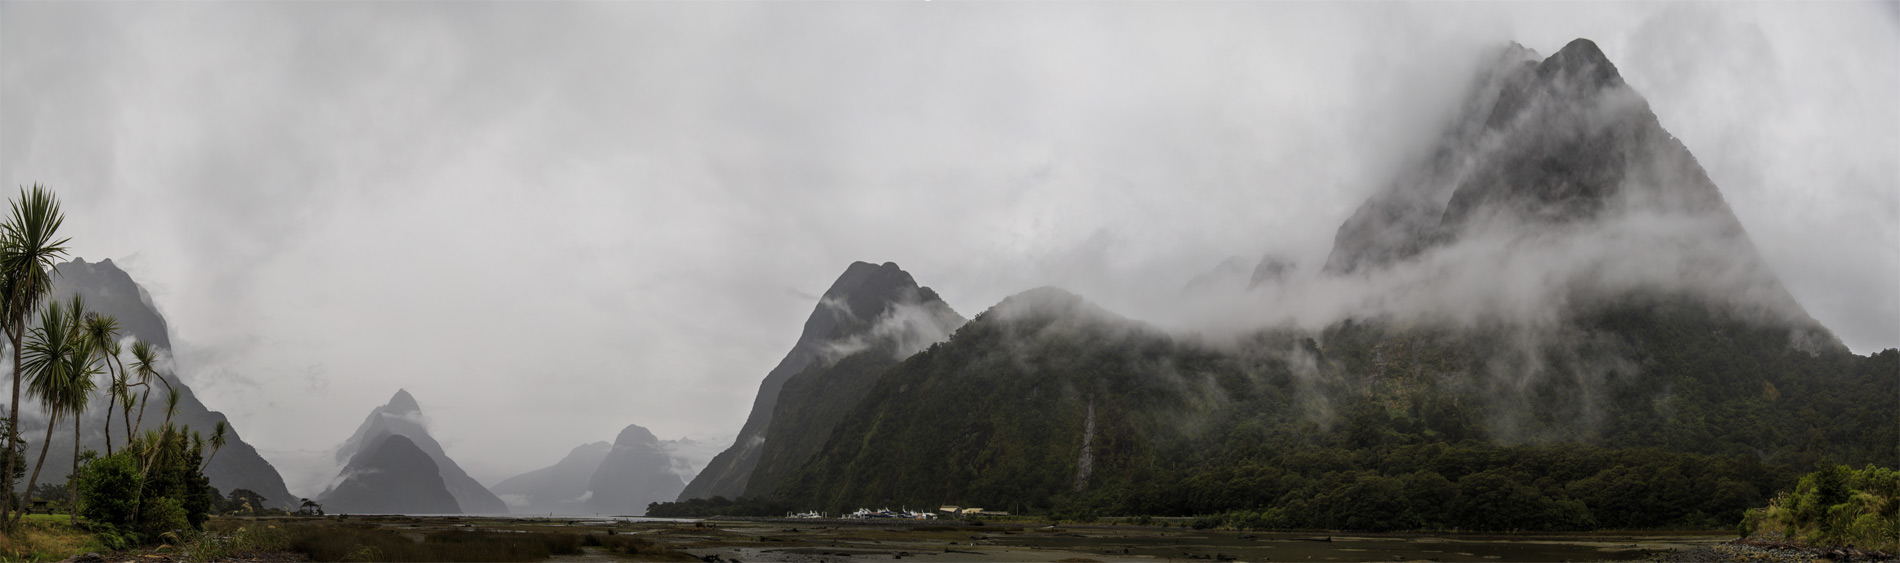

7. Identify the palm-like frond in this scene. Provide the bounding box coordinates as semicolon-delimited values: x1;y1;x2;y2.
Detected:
81;312;120;369
210;420;228;450
23;297;95;415
129;340;159;385
0;185;71;336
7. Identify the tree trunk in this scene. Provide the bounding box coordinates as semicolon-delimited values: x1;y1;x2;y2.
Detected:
69;413;78;525
132;386;149;445
108;355;128;448
102;383;114;457
130;430;166;522
16;411;58;528
4;326;23;530
121;383;136;448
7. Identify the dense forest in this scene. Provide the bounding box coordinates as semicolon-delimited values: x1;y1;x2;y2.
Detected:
654;288;1897;532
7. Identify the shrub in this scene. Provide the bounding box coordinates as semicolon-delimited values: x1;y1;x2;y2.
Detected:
1741;464;1899;553
76;451;139;529
139;496;191;540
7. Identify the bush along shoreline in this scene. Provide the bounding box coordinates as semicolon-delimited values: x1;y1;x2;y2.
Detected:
1737;464;1897;557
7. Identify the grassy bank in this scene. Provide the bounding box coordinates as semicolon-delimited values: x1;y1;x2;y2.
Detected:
0;514;112;562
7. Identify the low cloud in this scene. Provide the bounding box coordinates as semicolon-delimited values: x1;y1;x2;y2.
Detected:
0;2;1888;481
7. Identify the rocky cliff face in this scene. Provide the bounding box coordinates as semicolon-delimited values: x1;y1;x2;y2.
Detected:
679;261;964;501
25;258;296;509
326;389;507;514
319;434;461;515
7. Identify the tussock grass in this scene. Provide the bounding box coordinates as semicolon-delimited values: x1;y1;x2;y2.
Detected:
0;514;112;562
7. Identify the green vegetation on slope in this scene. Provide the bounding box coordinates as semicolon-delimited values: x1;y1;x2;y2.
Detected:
744;288;1896;531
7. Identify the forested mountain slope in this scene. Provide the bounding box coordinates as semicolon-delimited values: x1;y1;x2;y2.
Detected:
763;40;1897;530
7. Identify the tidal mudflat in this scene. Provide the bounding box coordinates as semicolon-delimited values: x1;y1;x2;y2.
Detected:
118;515;1740;562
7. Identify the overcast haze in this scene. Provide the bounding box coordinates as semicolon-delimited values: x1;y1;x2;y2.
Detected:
2;2;1895;498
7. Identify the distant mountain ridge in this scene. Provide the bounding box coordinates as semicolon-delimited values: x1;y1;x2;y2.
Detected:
320;389;507;514
587;423;685;515
492;441;611;514
495;423;714;516
26;258;296;509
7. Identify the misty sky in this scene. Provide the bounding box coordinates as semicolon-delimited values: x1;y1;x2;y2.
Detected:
2;2;1895;498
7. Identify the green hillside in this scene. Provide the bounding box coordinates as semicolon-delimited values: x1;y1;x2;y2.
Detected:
771;289;1896;530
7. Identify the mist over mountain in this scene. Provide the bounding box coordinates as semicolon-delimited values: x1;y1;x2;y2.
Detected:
319;434;461;515
24;258;296;509
1305;39;1827;339
752;39;1897;527
322;389;506;514
680;261;965;501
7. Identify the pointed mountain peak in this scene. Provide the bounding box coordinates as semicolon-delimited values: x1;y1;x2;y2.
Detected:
801;261;959;343
385;389;421;414
822;261;926;302
1537;38;1622;90
614;423;661;447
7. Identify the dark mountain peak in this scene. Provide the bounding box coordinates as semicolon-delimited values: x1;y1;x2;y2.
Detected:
386;389;421;414
679;261;966;502
802;261;958;345
1538;38;1621;89
825;261;885;295
824;261;926;303
613;423;661;447
820;261;921;304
